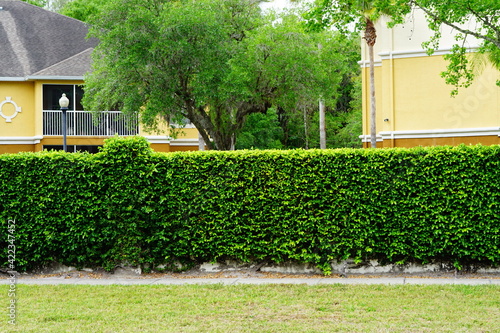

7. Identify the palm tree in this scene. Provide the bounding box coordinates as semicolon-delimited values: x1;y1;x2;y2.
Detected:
342;0;381;148
354;0;395;148
305;0;384;148
363;14;378;148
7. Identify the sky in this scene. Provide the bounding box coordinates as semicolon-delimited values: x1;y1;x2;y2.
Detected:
260;0;297;12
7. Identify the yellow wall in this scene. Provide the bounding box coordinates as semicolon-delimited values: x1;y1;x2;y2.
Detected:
0;145;35;154
138;120;200;141
362;57;500;147
361;11;500;148
169;145;199;152
0;81;36;137
368;55;500;133
176;127;200;140
362;64;384;139
390;56;498;131
1;80;201;154
391;136;500;148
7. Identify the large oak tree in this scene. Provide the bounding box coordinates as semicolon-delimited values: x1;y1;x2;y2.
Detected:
83;0;351;150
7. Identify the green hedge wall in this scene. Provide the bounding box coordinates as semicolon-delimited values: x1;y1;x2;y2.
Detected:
1;136;500;273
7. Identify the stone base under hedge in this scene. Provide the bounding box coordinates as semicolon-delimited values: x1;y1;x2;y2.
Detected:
26;260;500;277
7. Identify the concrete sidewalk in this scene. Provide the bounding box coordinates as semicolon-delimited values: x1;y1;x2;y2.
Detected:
2;276;500;286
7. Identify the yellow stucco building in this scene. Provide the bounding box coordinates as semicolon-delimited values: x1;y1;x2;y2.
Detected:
0;0;200;154
360;10;500;148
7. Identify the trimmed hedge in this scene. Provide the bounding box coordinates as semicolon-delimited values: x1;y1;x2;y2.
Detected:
1;136;500;274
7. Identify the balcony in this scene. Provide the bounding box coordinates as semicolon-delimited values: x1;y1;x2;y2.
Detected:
43;110;139;136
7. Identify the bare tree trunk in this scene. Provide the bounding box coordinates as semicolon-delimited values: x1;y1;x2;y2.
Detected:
198;132;205;151
303;107;309;149
317;43;326;150
319;99;326;149
230;134;235;151
368;44;376;148
277;106;290;148
365;18;377;148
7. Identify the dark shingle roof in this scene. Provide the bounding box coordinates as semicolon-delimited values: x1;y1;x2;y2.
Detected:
29;48;93;78
0;0;97;78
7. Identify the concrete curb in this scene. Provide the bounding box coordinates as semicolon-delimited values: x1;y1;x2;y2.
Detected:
2;277;499;286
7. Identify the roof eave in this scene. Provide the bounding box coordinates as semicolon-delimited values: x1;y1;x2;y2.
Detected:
26;76;85;81
0;77;26;81
0;76;85;81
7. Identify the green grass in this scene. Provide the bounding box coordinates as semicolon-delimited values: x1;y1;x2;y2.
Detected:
1;284;499;332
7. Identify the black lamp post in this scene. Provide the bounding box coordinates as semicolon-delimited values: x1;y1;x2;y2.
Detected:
59;93;69;152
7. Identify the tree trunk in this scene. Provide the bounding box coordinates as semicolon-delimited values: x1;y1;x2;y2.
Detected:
277;106;290;148
317;43;326;150
365;18;377;148
191;100;271;151
319;99;326;149
198;132;205;151
211;131;236;150
303;107;309;149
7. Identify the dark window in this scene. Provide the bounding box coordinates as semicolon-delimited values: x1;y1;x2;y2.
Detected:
42;84;139;139
43;145;102;154
75;145;101;154
43;84;84;111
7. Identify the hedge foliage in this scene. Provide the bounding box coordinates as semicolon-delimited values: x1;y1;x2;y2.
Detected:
1;136;500;273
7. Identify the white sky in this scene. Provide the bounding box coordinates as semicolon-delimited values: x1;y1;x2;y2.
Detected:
260;0;297;12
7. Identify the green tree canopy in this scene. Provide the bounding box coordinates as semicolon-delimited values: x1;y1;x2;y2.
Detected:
58;0;104;22
83;0;357;150
84;0;261;150
21;0;46;7
235;25;361;150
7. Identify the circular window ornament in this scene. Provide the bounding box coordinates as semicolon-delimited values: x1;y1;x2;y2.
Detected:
0;97;22;123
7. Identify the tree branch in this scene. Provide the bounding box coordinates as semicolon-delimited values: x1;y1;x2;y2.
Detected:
414;1;500;49
186;104;216;150
465;5;500;38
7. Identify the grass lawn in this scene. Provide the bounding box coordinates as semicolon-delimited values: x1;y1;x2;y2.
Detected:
1;284;499;332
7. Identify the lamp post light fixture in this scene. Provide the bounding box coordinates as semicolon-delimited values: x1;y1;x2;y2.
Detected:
59;93;70;152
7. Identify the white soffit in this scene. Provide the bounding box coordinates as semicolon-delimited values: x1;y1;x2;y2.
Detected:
378;127;500;140
358;60;382;68
143;136;171;144
0;136;43;144
169;139;200;147
378;47;479;61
